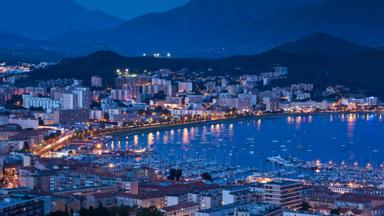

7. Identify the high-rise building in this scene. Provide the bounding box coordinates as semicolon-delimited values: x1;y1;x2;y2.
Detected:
60;93;76;109
263;180;303;209
178;81;193;93
22;94;60;112
91;75;103;87
72;87;91;109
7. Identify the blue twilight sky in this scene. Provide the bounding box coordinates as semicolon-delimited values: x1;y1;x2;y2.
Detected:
75;0;190;20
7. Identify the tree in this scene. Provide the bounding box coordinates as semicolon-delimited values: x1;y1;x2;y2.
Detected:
136;206;162;216
330;208;341;215
301;202;311;211
21;142;31;153
201;172;213;181
153;91;166;100
168;168;183;181
4;95;25;110
108;205;134;216
79;206;111;216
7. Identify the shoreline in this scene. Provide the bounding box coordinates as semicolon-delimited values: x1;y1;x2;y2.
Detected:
100;111;382;137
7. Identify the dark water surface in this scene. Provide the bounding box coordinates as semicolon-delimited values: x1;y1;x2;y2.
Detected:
108;113;384;169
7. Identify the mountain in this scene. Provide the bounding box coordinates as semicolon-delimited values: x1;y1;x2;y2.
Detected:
31;33;384;97
54;0;384;57
0;0;123;39
55;0;322;57
0;48;65;63
0;34;34;47
225;0;384;46
273;33;374;56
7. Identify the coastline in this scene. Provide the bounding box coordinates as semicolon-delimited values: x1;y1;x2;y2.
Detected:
100;111;382;137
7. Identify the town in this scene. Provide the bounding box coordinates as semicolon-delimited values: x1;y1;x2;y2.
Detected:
0;60;383;216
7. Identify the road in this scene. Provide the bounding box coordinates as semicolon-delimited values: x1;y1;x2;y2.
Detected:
34;132;75;156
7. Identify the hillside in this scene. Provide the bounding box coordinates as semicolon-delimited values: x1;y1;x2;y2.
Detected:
54;0;322;57
53;0;384;57
31;33;384;97
0;0;123;39
273;33;373;56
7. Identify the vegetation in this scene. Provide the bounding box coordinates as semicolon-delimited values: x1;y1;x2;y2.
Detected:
30;33;384;99
21;142;31;153
136;206;162;216
201;172;213;181
300;202;311;211
167;168;183;181
330;208;341;215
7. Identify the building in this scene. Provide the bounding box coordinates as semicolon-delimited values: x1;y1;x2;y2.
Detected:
263;97;280;112
263;180;303;209
165;193;189;207
115;75;152;88
222;186;256;205
178;81;193;93
72;87;91;109
188;189;222;210
91;75;103;87
160;201;200;216
54;109;90;125
238;93;257;110
186;95;205;105
116;192;165;208
60;93;76;109
275;66;288;76
165;97;183;106
0;194;48;216
283;210;328;216
8;118;39;129
22;94;60;112
196;202;277;216
235;203;282;216
111;86;141;101
335;194;384;210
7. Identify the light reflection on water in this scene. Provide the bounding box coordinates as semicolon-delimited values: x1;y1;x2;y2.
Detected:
108;114;384;169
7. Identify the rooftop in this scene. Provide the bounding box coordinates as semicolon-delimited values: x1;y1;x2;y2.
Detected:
160;201;198;212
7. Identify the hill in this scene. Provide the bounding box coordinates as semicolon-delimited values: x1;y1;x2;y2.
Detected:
31;33;384;97
54;0;322;57
54;0;384;57
272;33;373;56
0;0;123;39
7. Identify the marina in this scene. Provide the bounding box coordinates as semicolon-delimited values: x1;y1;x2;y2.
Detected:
106;113;384;172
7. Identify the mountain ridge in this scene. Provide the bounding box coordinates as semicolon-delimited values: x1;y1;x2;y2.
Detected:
0;0;123;39
30;33;384;97
49;0;384;57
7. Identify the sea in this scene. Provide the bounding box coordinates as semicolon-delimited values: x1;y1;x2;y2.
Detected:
107;113;384;170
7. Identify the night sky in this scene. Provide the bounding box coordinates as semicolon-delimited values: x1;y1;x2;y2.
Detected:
75;0;190;20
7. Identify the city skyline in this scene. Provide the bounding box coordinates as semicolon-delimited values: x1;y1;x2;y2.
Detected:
0;1;383;216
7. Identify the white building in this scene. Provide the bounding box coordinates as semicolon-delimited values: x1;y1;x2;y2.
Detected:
178;81;193;93
72;87;91;109
22;94;60;112
91;75;103;87
60;93;76;109
9;118;39;129
222;186;252;205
